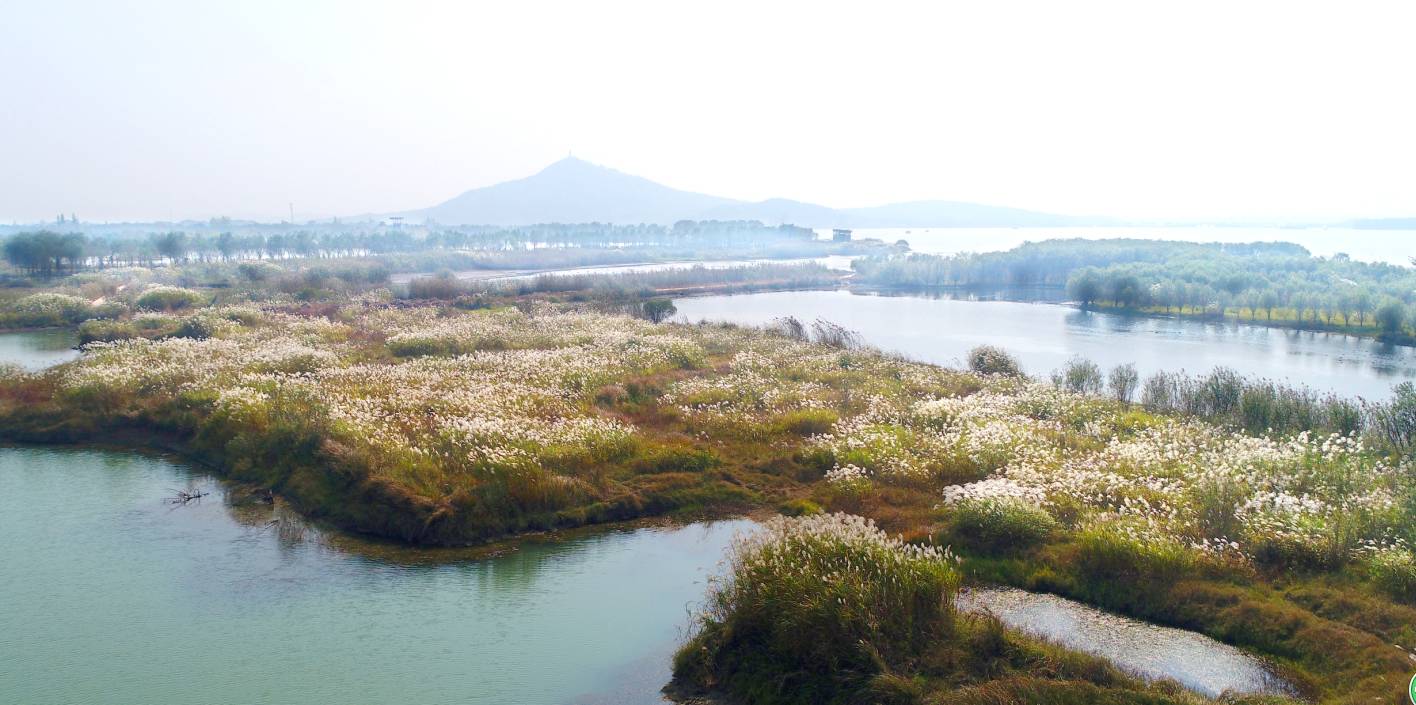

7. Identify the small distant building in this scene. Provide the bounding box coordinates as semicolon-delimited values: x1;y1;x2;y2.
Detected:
832;228;853;242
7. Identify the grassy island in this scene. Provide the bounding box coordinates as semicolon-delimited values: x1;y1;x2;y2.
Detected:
1;272;1414;703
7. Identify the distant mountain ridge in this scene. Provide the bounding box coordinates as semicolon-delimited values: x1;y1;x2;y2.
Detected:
393;156;1106;228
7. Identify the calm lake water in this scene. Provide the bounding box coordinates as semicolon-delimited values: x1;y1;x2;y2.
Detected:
0;329;79;370
674;288;1416;399
0;447;744;705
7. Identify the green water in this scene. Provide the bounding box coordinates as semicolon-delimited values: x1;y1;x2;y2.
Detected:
0;329;79;371
0;447;743;705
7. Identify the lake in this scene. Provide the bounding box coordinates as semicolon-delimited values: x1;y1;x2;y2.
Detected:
673;288;1416;399
0;446;745;705
0;329;79;371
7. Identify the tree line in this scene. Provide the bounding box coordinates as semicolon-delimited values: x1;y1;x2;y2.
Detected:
0;221;819;275
853;238;1416;338
1;231;89;275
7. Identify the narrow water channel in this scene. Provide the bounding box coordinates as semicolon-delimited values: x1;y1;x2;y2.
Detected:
958;587;1296;698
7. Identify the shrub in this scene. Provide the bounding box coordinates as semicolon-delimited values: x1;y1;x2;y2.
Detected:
76;319;136;344
811;319;861;349
1368;382;1416;457
1;293;92;327
1189;475;1247;540
404;272;464;300
132;313;178;332
947;497;1057;553
238;261;282;281
135;286;205;311
967;345;1023;377
1075;525;1194;585
90;301;127;319
778;498;823;517
639;297;676;323
632;446;720;474
1375;300;1406;335
675;514;958;704
774;408;838;436
173;315;219;340
1368;548;1416;603
1325;397;1362;437
767;316;808;341
1197;367;1245;417
1052;356;1104;395
220;307;263;326
821;464;874;511
1107;363;1138;404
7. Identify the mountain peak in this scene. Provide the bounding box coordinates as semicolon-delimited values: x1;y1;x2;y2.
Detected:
410;157;735;225
396;158;1097;228
534;154;617;179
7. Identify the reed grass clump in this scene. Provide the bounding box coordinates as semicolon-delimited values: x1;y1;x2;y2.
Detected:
0;292;94;327
946;497;1058;553
135;285;206;311
1075;524;1196;586
675;513;959;704
966;345;1023;377
1366;547;1416;603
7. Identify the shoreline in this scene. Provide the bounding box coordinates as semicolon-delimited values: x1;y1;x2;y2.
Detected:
706;281;1416;349
0;424;766;549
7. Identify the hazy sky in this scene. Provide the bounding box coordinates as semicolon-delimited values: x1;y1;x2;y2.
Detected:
2;1;1413;223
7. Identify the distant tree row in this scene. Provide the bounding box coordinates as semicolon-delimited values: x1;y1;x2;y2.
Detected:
0;221;818;275
852;239;1311;288
2;231;87;275
853;238;1416;339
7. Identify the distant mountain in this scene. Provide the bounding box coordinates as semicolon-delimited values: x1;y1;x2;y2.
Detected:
403;156;733;226
393;156;1100;228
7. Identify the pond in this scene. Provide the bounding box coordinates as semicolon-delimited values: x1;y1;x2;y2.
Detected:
958;587;1296;698
0;446;744;705
0;447;1309;703
0;329;79;371
673;288;1416;399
